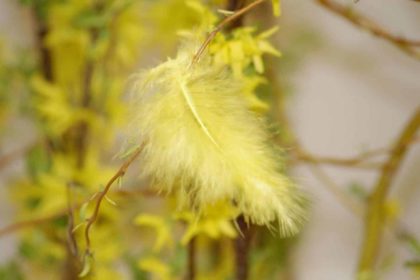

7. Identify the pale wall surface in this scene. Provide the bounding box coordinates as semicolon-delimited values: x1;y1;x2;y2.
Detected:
282;1;420;279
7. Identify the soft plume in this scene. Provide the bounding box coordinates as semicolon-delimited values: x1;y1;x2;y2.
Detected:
127;43;306;236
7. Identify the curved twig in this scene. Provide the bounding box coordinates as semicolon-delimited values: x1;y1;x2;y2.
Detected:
191;0;266;66
316;0;420;59
83;145;143;255
358;107;420;275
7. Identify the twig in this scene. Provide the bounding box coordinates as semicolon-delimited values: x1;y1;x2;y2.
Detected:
294;149;384;169
66;185;79;257
357;107;420;275
191;0;266;65
34;17;53;81
186;237;197;280
316;0;420;59
305;163;364;216
226;0;246;30
191;2;266;277
83;146;143;255
293;145;391;169
292;134;420;169
219;3;262;279
64;184;81;280
234;215;253;280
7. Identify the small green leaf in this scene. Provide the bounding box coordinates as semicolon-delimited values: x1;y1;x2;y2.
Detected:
79;202;89;221
217;9;234;16
105;195;117;206
348;182;368;200
78;254;93;278
117;176;123;190
118;144;141;159
72;222;85;234
258;26;279;39
401;233;420;255
19;240;36;259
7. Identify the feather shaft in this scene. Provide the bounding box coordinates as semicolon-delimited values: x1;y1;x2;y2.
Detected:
178;77;221;149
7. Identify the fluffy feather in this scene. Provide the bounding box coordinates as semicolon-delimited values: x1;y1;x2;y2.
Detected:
127;44;306;236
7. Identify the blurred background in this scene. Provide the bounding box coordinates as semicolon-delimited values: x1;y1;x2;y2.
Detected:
0;0;419;279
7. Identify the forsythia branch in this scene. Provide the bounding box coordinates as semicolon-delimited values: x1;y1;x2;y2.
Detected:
357;107;420;276
83;145;143;256
186;237;197;280
226;0;246;30
66;185;79;257
316;0;420;60
291;136;419;169
234;215;254;280
192;0;266;65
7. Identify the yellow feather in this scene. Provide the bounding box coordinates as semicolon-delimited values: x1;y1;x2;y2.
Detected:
127;43;306;236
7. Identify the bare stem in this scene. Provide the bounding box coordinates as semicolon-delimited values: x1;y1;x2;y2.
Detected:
186;237;197;280
83;146;143;255
66;185;79;257
293;146;396;170
63;185;81;280
74;9;101;169
316;0;420;59
34;18;53;81
226;0;246;30
234;215;253;280
357;107;420;275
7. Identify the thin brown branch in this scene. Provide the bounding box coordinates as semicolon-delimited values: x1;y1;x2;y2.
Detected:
292;134;420;169
293;146;388;169
234;215;254;280
83;146;143;256
306;163;364;216
34;18;53;81
316;0;420;59
191;0;266;65
226;0;246;30
357;107;420;275
223;3;260;278
66;185;79;257
74;14;101;169
186;237;197;280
